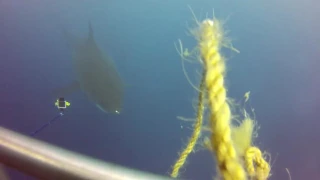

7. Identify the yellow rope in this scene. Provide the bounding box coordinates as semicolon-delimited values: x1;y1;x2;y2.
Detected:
170;71;206;178
244;147;270;180
198;19;246;180
171;10;271;179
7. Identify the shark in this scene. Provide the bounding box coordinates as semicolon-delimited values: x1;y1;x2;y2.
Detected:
57;22;124;114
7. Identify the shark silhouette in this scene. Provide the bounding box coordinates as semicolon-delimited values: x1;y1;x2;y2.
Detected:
57;22;124;114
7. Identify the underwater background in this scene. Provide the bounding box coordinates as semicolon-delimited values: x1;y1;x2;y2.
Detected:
1;0;320;179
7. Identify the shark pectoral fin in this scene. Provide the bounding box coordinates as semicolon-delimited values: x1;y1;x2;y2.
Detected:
52;81;81;97
96;104;108;113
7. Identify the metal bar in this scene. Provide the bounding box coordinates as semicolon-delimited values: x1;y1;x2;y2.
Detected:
0;126;174;180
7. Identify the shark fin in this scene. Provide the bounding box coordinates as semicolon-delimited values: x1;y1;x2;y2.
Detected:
96;104;108;113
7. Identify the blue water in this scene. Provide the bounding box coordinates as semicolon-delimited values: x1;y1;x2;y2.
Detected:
1;0;320;179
